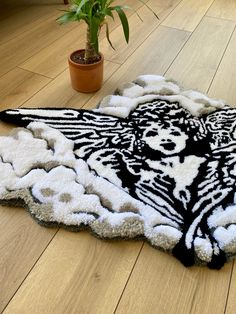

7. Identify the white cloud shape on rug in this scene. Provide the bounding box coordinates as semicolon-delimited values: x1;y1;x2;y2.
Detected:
0;122;181;252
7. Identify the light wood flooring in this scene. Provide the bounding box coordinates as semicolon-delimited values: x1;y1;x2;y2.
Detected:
1;0;236;313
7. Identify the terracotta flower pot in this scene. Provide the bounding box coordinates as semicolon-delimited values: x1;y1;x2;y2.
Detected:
68;49;104;93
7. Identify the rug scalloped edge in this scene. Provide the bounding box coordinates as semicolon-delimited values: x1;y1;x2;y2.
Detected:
0;195;219;268
2;188;236;269
96;75;226;118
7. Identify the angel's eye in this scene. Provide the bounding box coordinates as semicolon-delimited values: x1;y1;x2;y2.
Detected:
171;131;181;136
146;130;157;137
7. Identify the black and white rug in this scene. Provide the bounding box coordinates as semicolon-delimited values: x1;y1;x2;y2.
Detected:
1;75;236;269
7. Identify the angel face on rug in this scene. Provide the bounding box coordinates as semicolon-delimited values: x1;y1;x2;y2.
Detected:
142;125;188;155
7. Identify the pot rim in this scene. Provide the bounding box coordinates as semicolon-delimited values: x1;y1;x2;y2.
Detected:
69;49;104;67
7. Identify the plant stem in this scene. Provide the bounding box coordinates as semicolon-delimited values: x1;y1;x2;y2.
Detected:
84;26;98;63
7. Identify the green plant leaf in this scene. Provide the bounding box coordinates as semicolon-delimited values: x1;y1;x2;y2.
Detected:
57;0;160;60
104;8;114;20
76;0;90;15
56;11;77;24
105;22;115;50
111;6;129;43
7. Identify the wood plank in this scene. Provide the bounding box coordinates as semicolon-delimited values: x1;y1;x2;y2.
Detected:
19;0;147;78
0;2;25;22
207;0;236;21
0;68;50;109
0;205;57;312
21;61;119;108
115;244;232;314
162;0;215;32
19;25;86;79
98;6;158;65
99;0;181;64
208;28;236;107
0;61;56;312
3;230;142;314
0;13;76;78
83;26;190;109
146;0;182;20
225;262;236;313
0;4;66;45
166;17;235;93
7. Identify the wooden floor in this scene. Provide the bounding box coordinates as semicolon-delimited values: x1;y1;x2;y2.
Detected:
1;0;236;313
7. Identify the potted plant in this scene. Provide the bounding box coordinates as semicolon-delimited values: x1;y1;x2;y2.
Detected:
57;0;158;93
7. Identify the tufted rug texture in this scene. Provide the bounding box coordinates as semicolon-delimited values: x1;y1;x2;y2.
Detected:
0;75;236;269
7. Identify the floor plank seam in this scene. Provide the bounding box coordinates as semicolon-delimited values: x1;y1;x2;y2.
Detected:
163;27;194;77
0;66;18;80
202;0;217;19
161;0;216;33
113;242;145;314
1;228;60;314
12;25;79;71
97;6;163;66
138;0;218;82
205;14;236;23
17;66;53;80
45;66;69;82
163;12;233;82
224;261;235;314
189;276;200;314
158;24;192;33
203;0;236;24
90;0;187;90
18;78;56;109
15;6;143;82
103;58;123;65
207;25;236;94
158;0;185;26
